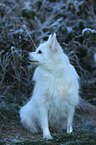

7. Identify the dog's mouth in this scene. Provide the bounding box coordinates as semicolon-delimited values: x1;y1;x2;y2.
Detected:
27;59;39;64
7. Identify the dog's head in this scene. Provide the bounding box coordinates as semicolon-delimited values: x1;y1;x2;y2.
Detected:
28;33;68;69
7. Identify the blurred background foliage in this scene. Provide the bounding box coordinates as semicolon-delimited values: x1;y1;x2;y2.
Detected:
0;0;96;114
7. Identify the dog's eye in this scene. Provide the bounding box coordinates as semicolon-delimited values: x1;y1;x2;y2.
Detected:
37;50;42;54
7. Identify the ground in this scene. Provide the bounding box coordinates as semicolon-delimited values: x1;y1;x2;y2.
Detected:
0;99;96;145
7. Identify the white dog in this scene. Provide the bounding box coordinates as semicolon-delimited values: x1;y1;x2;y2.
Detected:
19;33;79;139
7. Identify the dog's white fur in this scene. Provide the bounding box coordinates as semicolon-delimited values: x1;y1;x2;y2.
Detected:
19;33;79;139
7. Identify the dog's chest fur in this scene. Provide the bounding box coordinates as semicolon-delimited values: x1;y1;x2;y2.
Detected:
34;66;72;96
33;67;73;112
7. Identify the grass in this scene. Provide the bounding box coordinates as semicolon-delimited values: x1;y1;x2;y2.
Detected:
0;0;96;98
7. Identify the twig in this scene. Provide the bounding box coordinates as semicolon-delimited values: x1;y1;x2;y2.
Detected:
63;35;83;46
23;25;37;49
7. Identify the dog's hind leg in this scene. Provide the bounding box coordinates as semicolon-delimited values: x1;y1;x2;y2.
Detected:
20;103;39;133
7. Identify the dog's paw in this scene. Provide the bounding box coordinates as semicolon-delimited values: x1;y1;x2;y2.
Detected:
67;126;73;134
43;134;53;140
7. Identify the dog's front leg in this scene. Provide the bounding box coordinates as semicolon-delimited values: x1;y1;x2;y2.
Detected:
39;105;52;140
67;106;75;133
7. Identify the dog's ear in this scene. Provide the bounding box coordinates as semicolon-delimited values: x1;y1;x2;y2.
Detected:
48;34;52;42
47;34;53;47
48;33;58;52
51;33;58;52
